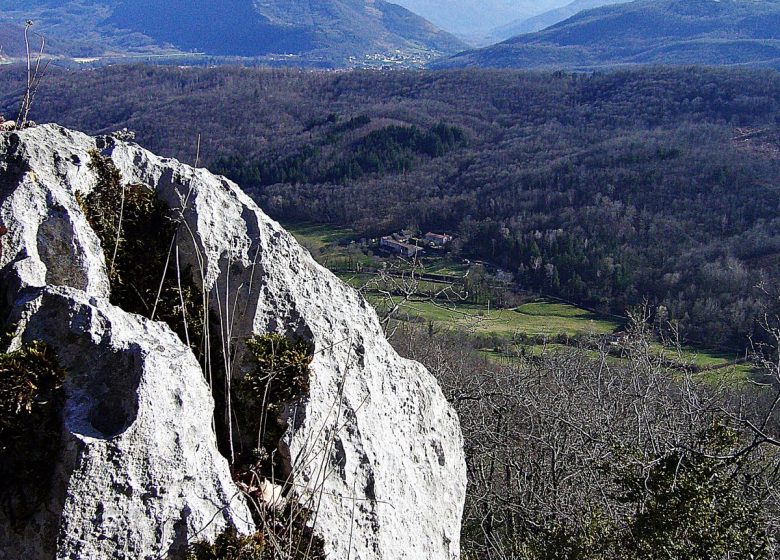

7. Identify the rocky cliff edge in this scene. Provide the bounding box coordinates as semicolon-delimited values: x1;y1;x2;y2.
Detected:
0;125;466;559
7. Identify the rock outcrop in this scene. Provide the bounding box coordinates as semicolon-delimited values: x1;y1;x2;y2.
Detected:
0;125;466;559
2;286;255;559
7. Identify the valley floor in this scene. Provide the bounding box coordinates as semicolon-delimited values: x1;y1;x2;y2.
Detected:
285;220;757;385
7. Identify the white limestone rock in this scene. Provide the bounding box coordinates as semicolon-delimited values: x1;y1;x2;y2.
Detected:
0;130;110;303
0;124;467;560
0;286;254;559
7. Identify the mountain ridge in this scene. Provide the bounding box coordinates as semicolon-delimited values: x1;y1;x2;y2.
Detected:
435;0;780;70
0;0;465;67
489;0;627;41
389;0;565;39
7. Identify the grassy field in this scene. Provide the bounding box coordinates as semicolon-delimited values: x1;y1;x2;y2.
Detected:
282;221;356;249
283;221;377;269
695;364;755;384
379;297;621;338
422;258;470;277
284;221;757;383
479;344;754;383
479;344;627;368
514;300;623;336
648;343;754;381
391;297;755;382
650;342;744;369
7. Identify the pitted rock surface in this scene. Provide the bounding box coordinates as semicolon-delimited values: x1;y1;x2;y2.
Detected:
0;125;466;560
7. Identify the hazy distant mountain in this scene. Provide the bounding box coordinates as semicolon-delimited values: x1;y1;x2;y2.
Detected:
0;21;77;58
490;0;628;41
0;23;34;58
435;0;780;70
0;0;465;67
390;0;568;40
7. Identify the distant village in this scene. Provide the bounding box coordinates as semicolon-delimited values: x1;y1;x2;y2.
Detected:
378;230;454;258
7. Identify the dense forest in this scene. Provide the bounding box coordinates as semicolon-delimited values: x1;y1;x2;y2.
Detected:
2;65;780;349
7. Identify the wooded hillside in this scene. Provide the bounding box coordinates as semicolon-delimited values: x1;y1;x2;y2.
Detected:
3;65;779;349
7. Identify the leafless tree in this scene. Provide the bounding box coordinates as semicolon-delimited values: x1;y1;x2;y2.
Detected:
395;313;780;559
16;20;49;129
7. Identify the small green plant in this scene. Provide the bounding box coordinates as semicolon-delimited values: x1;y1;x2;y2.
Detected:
83;149;174;303
188;515;325;560
235;333;314;475
242;334;313;412
187;527;266;560
0;340;65;522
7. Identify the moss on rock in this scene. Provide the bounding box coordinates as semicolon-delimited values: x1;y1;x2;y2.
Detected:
0;340;65;523
235;333;314;476
80;150;205;358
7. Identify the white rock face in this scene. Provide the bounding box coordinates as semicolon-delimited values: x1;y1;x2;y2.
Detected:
0;128;110;301
0;125;466;559
1;287;254;559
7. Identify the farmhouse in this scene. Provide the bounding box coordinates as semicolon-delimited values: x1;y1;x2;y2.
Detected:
424;232;453;247
380;236;423;258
